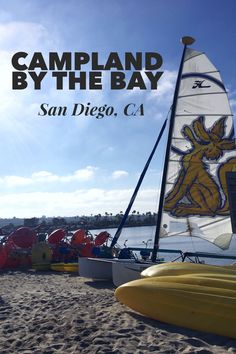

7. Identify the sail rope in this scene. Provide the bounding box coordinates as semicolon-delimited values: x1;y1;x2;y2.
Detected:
110;111;170;249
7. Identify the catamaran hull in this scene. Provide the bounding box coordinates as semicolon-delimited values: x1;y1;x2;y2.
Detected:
78;257;114;280
112;261;154;287
78;257;138;281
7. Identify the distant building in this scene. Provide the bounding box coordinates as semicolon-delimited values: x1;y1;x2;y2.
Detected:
24;217;39;228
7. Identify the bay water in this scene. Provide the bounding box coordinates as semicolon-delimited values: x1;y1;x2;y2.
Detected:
92;225;236;265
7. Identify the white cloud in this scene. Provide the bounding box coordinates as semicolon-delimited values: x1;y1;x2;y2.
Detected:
4;176;32;188
0;21;60;129
0;188;159;218
118;69;176;121
61;166;97;182
148;70;176;103
31;171;59;183
0;20;92;144
120;69;176;102
0;21;58;51
32;171;55;179
230;99;236;108
0;166;97;188
111;170;129;179
107;146;115;153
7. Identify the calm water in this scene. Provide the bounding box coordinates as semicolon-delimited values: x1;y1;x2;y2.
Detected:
92;225;236;265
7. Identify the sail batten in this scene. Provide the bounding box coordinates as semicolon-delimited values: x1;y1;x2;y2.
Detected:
161;45;236;250
181;73;226;90
179;92;228;98
184;52;204;62
175;114;234;117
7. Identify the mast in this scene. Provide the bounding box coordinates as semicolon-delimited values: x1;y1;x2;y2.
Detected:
151;36;195;262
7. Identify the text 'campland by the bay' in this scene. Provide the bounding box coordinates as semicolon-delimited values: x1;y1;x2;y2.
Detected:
12;52;163;90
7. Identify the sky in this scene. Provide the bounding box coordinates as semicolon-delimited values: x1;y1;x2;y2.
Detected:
0;0;236;218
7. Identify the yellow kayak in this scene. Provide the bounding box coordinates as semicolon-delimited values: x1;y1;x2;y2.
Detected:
115;277;236;338
141;262;236;278
50;263;65;272
186;272;236;281
32;263;51;271
139;274;236;291
63;263;78;273
50;262;78;273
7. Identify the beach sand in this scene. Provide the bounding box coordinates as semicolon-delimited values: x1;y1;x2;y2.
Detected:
0;270;236;353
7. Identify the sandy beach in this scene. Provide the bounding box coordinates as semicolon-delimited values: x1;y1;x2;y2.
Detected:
0;270;236;354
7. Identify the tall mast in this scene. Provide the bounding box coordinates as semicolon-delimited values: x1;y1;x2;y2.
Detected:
151;36;195;262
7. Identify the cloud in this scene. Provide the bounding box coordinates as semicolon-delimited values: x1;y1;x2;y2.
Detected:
0;188;159;218
61;166;97;182
230;99;236;106
0;20;95;152
3;176;32;188
0;166;97;188
0;21;59;51
230;99;236;115
111;170;129;179
148;70;177;103
118;69;176;122
0;21;61;127
121;69;176;102
32;171;56;179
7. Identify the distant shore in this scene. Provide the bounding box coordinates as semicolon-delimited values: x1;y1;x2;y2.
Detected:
0;214;157;236
89;221;156;230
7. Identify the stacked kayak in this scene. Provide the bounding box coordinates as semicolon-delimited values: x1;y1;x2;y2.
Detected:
63;263;78;273
51;262;78;273
141;261;236;278
115;262;236;338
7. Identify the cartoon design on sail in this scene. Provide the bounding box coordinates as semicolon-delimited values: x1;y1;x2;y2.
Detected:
158;42;236;249
164;115;236;217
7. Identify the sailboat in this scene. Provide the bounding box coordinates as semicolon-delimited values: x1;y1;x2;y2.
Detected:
80;36;236;283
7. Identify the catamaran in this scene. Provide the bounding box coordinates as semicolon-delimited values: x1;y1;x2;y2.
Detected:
79;36;236;284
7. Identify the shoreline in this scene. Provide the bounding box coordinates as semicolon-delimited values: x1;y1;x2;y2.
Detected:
1;269;236;353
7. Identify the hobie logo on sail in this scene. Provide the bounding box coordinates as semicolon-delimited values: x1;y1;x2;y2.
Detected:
192;80;211;89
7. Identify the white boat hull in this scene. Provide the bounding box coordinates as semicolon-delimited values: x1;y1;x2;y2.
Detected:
79;257;136;281
79;257;114;280
112;261;152;287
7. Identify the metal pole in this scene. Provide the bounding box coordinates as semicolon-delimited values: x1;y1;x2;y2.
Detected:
151;36;195;262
